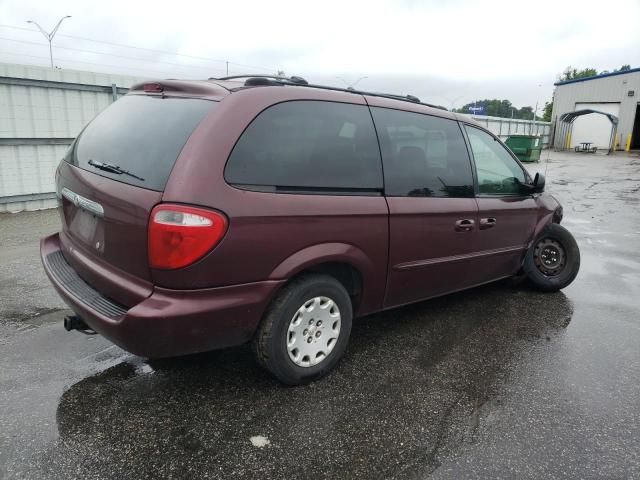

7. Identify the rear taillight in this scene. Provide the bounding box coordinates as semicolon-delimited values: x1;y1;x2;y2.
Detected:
143;82;164;93
148;204;227;270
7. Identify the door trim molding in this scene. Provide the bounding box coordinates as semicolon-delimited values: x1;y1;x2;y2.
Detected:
393;245;526;271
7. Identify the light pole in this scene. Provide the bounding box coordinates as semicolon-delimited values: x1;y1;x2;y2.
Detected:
439;94;465;111
26;16;72;68
531;83;543;134
336;76;368;89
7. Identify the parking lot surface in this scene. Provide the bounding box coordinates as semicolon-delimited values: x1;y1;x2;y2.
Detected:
1;152;639;479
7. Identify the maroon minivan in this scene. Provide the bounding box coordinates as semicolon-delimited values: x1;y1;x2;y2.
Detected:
41;75;579;384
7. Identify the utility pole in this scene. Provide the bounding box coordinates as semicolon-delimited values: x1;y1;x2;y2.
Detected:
27;16;72;68
226;61;229;76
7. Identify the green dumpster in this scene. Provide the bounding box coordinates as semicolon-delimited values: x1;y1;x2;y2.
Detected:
505;135;543;163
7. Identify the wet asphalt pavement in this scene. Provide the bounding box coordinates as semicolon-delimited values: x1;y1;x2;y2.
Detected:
1;152;639;479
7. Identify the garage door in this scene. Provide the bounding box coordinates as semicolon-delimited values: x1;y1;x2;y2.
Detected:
571;103;619;150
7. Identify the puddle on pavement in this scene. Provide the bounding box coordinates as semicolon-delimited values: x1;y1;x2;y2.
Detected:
43;282;575;479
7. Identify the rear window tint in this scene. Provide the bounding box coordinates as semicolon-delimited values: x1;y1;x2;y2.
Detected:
69;95;213;191
371;107;474;198
225;101;383;194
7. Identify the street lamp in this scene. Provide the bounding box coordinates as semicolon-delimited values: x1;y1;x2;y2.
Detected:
26;16;72;68
438;94;465;111
336;76;368;89
531;83;543;134
350;76;367;89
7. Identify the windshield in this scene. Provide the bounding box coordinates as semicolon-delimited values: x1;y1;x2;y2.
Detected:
67;95;214;191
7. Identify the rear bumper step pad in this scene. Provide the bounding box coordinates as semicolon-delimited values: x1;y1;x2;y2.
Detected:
44;250;127;318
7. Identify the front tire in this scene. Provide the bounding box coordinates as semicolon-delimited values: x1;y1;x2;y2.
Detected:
253;274;352;385
524;223;580;292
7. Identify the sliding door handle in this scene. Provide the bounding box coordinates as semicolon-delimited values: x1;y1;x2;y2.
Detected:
480;217;497;230
455;219;475;232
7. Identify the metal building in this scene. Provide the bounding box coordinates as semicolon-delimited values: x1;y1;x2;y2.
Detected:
551;68;640;152
0;63;142;213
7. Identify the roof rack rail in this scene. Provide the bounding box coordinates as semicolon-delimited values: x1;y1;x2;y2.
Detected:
209;74;447;111
366;92;447;110
373;93;421;104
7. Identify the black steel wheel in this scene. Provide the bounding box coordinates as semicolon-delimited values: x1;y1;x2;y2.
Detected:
533;238;566;276
524;224;580;292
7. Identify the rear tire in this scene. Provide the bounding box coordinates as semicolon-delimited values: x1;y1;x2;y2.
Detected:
524;224;580;292
253;274;352;385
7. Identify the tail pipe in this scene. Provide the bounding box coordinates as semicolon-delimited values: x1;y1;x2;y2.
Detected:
63;315;89;332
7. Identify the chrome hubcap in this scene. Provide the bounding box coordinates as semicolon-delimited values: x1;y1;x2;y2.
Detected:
287;296;341;367
534;238;566;276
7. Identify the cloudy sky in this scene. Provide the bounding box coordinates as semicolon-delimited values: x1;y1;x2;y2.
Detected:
1;0;639;109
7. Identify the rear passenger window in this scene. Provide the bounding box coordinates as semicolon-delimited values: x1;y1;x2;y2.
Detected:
225;101;383;193
370;108;474;197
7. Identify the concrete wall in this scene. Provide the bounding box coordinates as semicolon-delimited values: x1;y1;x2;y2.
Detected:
551;70;640;150
0;63;144;212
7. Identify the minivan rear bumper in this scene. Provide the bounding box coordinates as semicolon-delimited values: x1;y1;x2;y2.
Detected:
41;233;283;358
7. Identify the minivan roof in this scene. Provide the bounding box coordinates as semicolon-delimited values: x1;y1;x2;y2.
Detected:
130;75;471;123
129;79;231;100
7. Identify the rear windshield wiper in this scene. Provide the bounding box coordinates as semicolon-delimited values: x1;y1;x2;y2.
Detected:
88;159;145;181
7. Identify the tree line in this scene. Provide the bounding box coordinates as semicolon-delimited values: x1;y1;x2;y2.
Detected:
453;100;537;120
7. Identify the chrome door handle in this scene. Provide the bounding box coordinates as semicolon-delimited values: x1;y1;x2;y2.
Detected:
480;217;497;230
455;219;475;232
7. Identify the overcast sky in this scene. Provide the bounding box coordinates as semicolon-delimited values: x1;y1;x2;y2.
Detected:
2;0;639;109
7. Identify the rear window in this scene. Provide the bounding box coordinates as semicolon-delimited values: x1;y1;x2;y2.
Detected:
224;100;383;194
68;95;213;191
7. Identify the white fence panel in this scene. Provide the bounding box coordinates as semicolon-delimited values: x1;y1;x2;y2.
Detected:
0;63;143;212
464;114;551;147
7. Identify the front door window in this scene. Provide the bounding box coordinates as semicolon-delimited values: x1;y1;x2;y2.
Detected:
465;126;527;195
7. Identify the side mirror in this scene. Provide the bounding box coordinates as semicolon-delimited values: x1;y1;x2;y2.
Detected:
532;172;545;193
